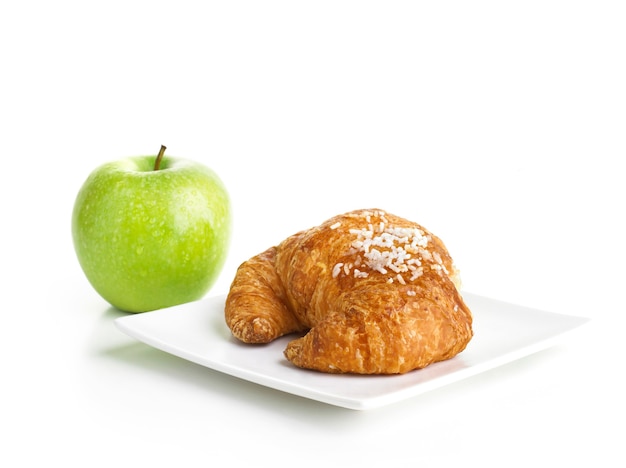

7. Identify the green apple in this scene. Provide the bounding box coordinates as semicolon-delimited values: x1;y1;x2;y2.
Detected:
72;146;231;312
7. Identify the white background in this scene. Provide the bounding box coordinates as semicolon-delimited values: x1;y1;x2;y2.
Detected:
1;1;624;466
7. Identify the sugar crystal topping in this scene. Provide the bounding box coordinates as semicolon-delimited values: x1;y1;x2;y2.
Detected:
331;210;449;284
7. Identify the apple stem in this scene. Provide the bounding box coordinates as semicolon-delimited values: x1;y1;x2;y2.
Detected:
154;145;167;171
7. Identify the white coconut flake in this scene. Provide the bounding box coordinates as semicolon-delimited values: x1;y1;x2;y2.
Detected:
410;268;424;281
331;211;453;286
433;251;443;265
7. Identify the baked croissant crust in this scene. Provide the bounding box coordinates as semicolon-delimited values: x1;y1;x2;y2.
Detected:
225;209;473;374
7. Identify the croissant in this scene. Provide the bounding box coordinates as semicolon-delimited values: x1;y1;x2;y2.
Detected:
225;209;473;374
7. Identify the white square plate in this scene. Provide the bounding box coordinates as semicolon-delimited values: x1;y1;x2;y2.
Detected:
114;293;589;410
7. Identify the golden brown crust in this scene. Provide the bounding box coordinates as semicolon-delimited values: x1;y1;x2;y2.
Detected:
224;247;307;343
225;209;473;374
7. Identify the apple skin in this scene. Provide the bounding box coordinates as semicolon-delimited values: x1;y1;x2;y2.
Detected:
72;155;231;312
